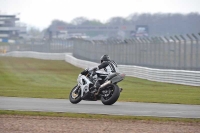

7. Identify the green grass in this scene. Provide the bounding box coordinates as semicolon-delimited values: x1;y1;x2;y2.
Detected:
0;56;200;104
118;77;200;104
0;42;10;46
0;110;199;123
0;57;82;99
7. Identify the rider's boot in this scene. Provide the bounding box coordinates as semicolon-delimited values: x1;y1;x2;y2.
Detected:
90;80;100;94
90;86;98;93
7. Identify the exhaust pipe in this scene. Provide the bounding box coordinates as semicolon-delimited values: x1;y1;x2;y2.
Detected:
100;80;111;88
95;81;111;95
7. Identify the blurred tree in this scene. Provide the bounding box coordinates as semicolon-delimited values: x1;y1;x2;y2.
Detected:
47;13;200;38
27;27;42;38
106;17;128;25
71;17;88;25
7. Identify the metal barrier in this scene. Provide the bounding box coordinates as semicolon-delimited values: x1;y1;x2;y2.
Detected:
73;33;200;71
3;51;66;60
4;38;74;53
65;53;200;86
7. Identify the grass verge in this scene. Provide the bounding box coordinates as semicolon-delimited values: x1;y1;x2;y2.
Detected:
0;57;200;104
0;42;8;46
0;110;199;123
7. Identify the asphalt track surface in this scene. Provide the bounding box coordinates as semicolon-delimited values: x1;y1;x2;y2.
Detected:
0;97;200;118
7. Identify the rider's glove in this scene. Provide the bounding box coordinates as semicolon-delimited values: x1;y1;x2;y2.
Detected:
92;67;98;71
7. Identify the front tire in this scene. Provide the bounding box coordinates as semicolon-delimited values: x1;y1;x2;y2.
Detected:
69;85;82;104
101;84;120;105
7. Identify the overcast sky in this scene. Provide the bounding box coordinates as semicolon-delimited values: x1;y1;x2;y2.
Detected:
0;0;200;29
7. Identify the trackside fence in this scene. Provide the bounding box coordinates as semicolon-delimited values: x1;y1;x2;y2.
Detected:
73;33;200;71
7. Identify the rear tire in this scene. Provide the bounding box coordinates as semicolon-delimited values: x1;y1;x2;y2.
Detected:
101;84;120;105
69;85;82;104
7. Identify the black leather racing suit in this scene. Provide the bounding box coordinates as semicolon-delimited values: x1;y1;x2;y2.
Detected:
92;60;119;91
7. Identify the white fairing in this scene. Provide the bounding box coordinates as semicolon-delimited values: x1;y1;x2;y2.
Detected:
96;70;108;75
77;74;93;97
95;70;108;80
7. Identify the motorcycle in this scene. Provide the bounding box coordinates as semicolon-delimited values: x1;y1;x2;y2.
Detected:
69;68;125;105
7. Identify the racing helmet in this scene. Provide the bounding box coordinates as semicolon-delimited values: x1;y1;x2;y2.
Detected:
100;55;110;63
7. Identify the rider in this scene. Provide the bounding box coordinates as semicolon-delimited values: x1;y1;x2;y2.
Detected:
90;54;119;93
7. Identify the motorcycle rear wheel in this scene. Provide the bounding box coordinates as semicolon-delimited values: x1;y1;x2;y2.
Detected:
101;84;120;105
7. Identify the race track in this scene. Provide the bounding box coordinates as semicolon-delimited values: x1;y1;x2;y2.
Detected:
0;97;200;118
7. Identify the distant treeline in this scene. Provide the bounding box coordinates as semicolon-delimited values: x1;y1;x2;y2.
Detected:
47;13;200;37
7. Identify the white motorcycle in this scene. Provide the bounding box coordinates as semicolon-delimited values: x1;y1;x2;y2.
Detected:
69;68;125;105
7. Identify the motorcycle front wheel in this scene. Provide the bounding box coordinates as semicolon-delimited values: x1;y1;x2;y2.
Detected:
101;84;120;105
69;85;82;104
